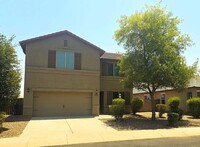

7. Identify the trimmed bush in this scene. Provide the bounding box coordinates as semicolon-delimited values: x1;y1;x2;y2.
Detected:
177;108;184;120
168;97;183;120
168;97;180;112
0;112;7;131
109;98;125;120
112;98;125;105
186;98;200;118
156;104;166;118
131;98;143;115
167;113;179;126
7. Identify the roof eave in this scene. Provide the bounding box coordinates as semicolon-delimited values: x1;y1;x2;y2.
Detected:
100;58;120;61
19;41;26;54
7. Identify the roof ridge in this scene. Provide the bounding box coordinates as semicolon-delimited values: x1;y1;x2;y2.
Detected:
100;52;122;60
20;30;105;54
104;52;122;55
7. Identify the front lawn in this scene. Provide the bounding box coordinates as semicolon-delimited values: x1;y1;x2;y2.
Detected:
0;115;31;138
100;112;200;130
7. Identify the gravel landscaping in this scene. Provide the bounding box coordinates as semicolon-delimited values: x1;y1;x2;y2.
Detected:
0;115;31;138
101;112;200;130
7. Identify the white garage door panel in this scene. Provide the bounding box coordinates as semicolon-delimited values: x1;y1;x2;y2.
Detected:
33;92;92;117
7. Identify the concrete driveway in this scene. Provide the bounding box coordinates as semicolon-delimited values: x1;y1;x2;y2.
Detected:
20;116;116;146
1;116;200;146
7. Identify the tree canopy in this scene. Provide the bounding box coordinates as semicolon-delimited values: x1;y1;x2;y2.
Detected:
115;3;197;120
0;34;21;112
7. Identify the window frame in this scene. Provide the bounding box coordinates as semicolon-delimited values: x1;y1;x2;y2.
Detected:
104;61;120;77
65;51;74;70
144;94;150;100
112;92;125;99
113;63;120;76
56;51;75;70
56;51;66;69
160;93;166;104
187;92;192;99
107;62;114;76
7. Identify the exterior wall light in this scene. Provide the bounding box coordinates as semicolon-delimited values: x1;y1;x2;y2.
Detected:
95;90;98;96
27;88;30;93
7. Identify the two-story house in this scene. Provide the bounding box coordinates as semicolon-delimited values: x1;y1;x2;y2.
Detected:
20;30;132;117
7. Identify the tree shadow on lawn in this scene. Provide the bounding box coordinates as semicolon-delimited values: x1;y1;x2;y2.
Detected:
102;114;192;130
0;127;9;133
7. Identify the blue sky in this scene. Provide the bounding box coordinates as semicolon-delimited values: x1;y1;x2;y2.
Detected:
0;0;199;97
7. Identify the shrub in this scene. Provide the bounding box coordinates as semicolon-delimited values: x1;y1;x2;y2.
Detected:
167;113;179;126
186;98;200;118
131;98;143;115
156;104;166;118
177;108;184;120
168;97;183;120
0;112;7;131
112;98;125;105
109;98;125;120
168;97;180;112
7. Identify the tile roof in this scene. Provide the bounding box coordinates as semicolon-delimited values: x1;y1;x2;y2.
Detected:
100;52;122;60
19;30;105;54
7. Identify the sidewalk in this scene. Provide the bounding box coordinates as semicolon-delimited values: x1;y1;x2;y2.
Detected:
0;117;200;147
64;127;200;145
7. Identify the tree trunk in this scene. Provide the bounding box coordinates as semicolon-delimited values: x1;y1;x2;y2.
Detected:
150;93;156;120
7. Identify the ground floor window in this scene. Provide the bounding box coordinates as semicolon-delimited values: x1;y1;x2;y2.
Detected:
107;91;130;105
197;91;200;97
113;92;124;99
187;92;192;99
160;93;166;104
144;94;150;100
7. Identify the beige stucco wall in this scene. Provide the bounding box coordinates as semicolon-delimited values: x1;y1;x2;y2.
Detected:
100;76;132;113
100;76;124;91
23;34;101;116
133;87;200;112
25;34;100;71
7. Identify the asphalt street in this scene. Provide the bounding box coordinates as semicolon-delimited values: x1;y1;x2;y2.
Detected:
64;136;200;147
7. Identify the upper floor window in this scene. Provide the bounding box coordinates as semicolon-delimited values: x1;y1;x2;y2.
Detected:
102;62;120;76
48;50;81;70
56;51;74;70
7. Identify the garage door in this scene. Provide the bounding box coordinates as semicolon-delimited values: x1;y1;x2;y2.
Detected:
33;91;92;117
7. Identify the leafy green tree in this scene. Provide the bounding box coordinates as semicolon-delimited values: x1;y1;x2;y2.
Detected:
0;34;21;112
114;3;197;120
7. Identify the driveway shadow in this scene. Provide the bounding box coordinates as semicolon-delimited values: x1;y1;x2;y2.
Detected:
31;116;95;120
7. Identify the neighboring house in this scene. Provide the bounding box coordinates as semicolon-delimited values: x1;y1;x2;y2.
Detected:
133;77;200;112
20;30;132;117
